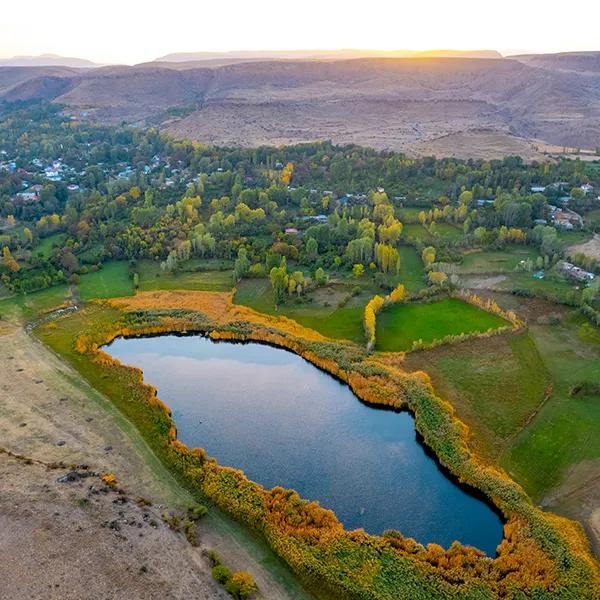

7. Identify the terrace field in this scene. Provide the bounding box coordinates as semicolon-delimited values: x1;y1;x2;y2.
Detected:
376;297;507;351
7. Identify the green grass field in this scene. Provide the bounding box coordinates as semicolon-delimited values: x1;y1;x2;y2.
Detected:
0;284;70;321
498;271;576;302
500;313;600;499
458;247;539;275
235;278;367;343
398;246;425;293
376;298;507;352
32;233;65;259
430;222;464;239
403;331;550;460
401;224;432;242
78;262;134;300
556;230;592;246
137;259;234;292
404;291;600;502
396;207;423;222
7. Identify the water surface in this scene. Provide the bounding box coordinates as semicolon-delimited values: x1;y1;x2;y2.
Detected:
106;335;503;554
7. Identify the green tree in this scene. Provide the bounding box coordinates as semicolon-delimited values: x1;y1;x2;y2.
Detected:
305;237;318;262
314;267;327;285
234;247;250;282
269;265;288;305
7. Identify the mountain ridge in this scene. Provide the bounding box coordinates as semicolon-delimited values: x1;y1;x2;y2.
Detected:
1;55;599;158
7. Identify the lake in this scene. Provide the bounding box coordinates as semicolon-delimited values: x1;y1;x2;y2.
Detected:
105;334;503;554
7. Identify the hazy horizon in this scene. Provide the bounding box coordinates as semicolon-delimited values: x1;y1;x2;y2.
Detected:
1;0;599;65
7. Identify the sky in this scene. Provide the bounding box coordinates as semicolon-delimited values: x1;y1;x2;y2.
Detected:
1;0;598;64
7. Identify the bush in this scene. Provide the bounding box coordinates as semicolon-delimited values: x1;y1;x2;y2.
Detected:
206;549;222;567
212;564;232;584
225;571;258;599
188;503;208;520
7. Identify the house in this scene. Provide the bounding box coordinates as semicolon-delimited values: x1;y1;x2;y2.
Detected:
531;186;546;193
553;213;574;229
581;184;594;195
338;193;368;207
13;191;39;204
476;199;494;207
559;261;595;282
551;207;582;229
533;219;548;225
302;214;328;224
533;271;545;279
284;227;299;235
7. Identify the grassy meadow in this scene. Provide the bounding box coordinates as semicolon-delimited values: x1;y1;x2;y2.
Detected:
397;246;425;293
404;294;600;503
137;259;234;292
79;261;134;300
375;298;507;351
235;278;367;343
458;247;539;275
0;284;71;321
32;233;65;259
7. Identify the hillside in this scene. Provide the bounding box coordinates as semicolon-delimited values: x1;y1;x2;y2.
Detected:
1;56;599;157
0;54;100;68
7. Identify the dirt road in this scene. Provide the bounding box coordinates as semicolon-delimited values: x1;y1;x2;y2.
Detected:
0;325;313;600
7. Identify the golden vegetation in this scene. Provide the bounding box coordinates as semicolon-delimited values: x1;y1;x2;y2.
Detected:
59;290;599;599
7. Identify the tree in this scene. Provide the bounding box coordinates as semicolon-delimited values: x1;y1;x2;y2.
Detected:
305;237;318;262
346;238;373;264
375;243;400;274
389;284;406;303
269;265;288;305
314;267;327;286
234;247;250;282
23;227;33;244
352;263;365;278
377;219;403;245
364;294;385;350
2;246;19;273
459;190;473;205
428;271;448;286
60;250;79;274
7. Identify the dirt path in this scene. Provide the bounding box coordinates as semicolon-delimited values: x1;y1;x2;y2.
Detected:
567;233;600;261
0;326;313;600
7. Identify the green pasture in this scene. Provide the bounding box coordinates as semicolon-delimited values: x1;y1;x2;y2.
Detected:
137;259;234;292
235;278;367;343
78;261;134;300
376;298;507;352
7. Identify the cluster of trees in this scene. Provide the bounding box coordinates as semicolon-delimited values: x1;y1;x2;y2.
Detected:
1;102;599;307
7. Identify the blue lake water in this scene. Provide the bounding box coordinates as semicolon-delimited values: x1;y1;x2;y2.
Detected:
105;334;503;554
